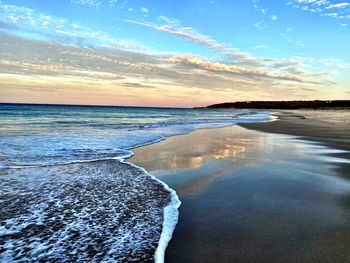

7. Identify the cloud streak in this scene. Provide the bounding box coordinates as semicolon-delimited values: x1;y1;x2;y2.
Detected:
118;17;267;66
164;55;323;83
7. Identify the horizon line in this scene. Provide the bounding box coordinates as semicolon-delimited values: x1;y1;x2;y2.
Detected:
0;102;193;109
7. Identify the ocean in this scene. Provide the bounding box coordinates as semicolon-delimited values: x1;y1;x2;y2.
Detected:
0;104;273;262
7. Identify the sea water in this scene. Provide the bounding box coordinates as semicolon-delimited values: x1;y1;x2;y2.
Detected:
0;104;272;262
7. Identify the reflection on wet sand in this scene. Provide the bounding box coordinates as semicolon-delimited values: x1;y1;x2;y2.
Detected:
131;126;350;263
131;126;310;196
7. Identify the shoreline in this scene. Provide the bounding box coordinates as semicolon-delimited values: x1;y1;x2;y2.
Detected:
239;109;350;151
119;158;181;263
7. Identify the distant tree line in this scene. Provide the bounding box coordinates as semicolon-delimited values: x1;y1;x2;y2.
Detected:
204;100;350;109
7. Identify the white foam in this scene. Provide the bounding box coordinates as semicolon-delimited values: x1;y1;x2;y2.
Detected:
119;155;181;263
1;160;177;262
0;110;274;169
154;187;181;263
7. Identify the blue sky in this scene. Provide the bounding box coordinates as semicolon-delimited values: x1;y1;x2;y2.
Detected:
0;0;349;106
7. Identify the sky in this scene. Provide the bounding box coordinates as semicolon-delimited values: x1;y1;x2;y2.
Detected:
0;0;349;107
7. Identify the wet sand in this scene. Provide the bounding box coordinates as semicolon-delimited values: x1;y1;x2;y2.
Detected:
240;110;350;151
130;125;350;263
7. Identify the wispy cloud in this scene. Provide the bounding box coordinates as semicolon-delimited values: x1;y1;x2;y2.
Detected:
287;0;350;20
273;59;302;68
108;0;118;7
252;0;268;15
164;54;314;83
253;21;268;29
252;0;279;22
140;7;149;13
325;2;350;9
319;58;350;69
0;2;327;87
120;82;156;89
0;2;149;51
70;0;102;9
254;45;268;49
118;17;269;66
0;31;333;106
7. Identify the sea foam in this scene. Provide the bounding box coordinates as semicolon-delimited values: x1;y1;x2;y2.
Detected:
0;160;176;262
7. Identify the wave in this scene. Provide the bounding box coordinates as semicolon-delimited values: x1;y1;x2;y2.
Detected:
120;158;181;263
0;111;273;169
2;151;181;263
0;159;179;262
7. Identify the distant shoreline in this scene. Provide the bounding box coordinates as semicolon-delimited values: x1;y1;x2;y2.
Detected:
201;100;350;110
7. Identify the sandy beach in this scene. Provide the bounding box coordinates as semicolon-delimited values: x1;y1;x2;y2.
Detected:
130;110;350;263
240;110;350;151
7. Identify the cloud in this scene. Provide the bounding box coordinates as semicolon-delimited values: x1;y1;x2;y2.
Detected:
0;31;332;105
321;12;339;17
325;2;350;9
109;0;118;7
253;21;268;29
0;2;150;51
254;45;268;49
273;59;302;67
0;2;341;105
118;19;218;48
157;15;181;25
319;58;349;69
288;0;350;21
118;18;268;66
164;55;321;83
120;82;155;89
70;0;102;8
252;0;268;15
0;33;252;89
140;7;149;13
253;0;279;22
282;66;306;75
